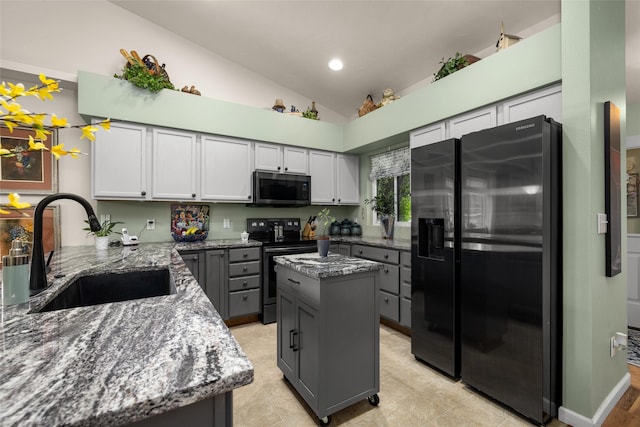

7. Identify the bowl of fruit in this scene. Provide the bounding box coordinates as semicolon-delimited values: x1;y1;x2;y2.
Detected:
171;227;208;242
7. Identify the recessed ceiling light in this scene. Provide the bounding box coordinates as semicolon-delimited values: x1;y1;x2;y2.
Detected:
328;58;343;71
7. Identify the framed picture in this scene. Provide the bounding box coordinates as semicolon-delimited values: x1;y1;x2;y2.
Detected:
0;206;60;270
628;173;638;217
0;126;57;194
604;101;621;277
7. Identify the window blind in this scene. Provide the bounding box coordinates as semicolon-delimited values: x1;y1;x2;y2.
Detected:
369;147;410;180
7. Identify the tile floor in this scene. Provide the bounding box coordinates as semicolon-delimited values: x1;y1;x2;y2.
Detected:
231;322;567;426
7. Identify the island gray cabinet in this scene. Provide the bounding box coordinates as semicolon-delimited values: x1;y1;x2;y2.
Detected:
275;260;380;424
179;250;204;283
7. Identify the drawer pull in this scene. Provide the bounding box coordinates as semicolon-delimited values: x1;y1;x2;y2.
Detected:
384;297;389;302
243;281;248;287
384;268;389;274
384;254;389;259
287;278;301;285
243;295;248;301
243;253;248;258
359;250;363;254
243;266;248;272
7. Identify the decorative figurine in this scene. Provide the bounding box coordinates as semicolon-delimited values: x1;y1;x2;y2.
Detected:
377;88;400;107
496;22;521;51
272;98;286;113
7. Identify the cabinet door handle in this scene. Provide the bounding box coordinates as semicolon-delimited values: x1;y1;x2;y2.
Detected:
289;329;299;351
338;199;341;203
141;191;146;196
384;254;389;259
284;167;288;171
384;268;389;274
384;297;389;303
332;198;335;202
277;166;281;171
359;250;363;254
287;278;300;285
289;329;295;349
248;195;251;199
292;331;299;352
191;193;196;198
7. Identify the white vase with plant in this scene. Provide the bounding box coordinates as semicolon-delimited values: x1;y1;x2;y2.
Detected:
315;208;335;257
84;219;123;250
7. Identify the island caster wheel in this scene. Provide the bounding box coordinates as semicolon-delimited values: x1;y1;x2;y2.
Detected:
367;394;380;406
319;415;331;426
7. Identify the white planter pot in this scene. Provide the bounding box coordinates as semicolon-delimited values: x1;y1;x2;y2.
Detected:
95;236;109;250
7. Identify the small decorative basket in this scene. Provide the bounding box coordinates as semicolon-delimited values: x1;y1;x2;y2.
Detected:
171;231;208;242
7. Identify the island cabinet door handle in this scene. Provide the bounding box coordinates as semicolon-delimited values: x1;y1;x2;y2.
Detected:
287;278;301;285
384;297;389;303
384;268;389;274
289;329;297;350
359;250;363;255
292;331;299;352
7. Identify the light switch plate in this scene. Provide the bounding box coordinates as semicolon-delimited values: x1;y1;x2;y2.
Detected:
597;213;608;234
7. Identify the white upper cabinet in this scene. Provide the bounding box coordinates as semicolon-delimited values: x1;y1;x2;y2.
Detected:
309;151;359;205
502;84;562;124
254;142;308;174
201;136;253;202
309;150;336;204
448;106;497;139
152;128;198;200
282;146;309;174
410;122;446;149
92;121;148;200
336;154;360;205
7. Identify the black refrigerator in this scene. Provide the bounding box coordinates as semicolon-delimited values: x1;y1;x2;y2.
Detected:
411;116;561;424
410;138;461;379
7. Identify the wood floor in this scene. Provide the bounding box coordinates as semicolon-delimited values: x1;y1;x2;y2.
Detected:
602;364;640;426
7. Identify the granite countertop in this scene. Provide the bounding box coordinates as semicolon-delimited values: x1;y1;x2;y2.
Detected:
0;243;253;427
274;253;383;279
174;239;262;251
331;236;411;251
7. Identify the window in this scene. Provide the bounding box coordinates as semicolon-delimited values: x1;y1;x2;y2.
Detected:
369;147;411;224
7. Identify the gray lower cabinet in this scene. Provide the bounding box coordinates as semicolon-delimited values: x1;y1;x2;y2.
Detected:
329;242;351;256
352;244;401;323
276;264;379;423
205;250;226;313
179;251;203;283
400;251;411;328
226;247;261;319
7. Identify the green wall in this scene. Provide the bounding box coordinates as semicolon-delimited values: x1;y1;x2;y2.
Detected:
629;103;640;136
96;201;358;242
561;0;627;419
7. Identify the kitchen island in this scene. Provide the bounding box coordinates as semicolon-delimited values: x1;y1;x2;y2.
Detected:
0;243;253;427
273;253;383;425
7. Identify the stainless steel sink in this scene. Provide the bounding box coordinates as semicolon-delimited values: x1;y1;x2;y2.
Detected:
37;269;175;312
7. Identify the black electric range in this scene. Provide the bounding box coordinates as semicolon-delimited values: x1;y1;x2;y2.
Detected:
247;218;318;324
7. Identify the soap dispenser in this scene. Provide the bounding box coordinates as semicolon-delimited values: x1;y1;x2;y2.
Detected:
2;238;30;305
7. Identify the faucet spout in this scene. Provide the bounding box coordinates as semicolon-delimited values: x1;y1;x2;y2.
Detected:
29;193;101;295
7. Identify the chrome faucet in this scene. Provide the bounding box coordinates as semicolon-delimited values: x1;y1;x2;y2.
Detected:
29;193;102;295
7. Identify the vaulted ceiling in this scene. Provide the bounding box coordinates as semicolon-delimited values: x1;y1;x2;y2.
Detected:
112;1;638;119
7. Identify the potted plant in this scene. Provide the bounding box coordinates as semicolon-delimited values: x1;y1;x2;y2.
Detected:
433;52;480;81
365;191;395;239
315;208;335;257
84;219;123;250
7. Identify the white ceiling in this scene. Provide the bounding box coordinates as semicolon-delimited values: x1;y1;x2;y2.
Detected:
112;1;639;119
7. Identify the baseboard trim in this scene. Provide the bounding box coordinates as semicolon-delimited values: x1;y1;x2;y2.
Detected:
558;372;630;427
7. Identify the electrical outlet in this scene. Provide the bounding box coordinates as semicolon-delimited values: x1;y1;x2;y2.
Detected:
223;218;231;229
146;219;155;230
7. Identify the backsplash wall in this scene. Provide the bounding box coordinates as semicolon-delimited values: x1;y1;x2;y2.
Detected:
96;201;363;242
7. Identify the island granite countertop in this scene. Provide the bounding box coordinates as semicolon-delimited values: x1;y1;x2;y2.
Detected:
274;253;383;279
0;243;253;427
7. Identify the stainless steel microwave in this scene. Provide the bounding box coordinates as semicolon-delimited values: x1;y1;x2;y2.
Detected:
252;171;311;206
